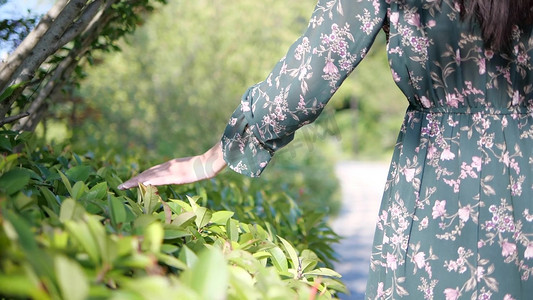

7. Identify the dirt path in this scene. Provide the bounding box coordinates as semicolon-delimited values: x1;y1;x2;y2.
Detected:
330;161;389;300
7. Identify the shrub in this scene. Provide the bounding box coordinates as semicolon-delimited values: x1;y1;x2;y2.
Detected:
0;131;346;299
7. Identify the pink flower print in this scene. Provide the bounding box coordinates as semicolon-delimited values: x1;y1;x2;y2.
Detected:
413;252;426;269
297;95;306;111
446;260;458;272
390;12;399;24
386;253;398;270
502;116;508;127
432;200;447;219
511;180;522;197
517;52;529;65
427;145;437;159
504;295;516;300
420;96;431;108
377;282;385;298
447;116;459;127
476;266;485;282
525;242;533;259
445;93;461;108
455;49;461;65
241;101;251;112
407;13;421;27
444;288;460;300
471;156;482;172
458;205;471;222
391;69;401;82
440;147;455;160
419;216;429;230
478;57;486;75
509;159;520;174
512;90;522;106
404;168;416;182
501;240;517;257
427;20;436;27
323;58;339;75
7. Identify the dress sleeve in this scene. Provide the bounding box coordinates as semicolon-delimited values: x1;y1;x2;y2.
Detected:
221;0;389;177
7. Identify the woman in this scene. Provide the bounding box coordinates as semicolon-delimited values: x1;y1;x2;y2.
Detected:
119;0;533;298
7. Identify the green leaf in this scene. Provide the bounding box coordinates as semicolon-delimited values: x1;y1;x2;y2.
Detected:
0;153;19;171
0;168;31;195
227;219;239;242
194;206;212;229
267;246;288;274
183;247;228;300
142;222;163;253
163;228;190;239
58;171;73;196
141;185;160;214
156;253;188;270
172;211;195;227
65;165;92;182
39;187;61;214
13;193;34;211
0;274;41;298
0;133;12;151
303;267;342;278
86;182;108;200
160;244;179;254
300;249;318;273
55;255;89;300
0;82;25;102
211;211;234;225
109;196;127;226
59;198;85;222
179;246;198;268
169;199;192;212
3;211;54;280
71;181;88;200
186;195;201;212
65;220;100;264
278;236;300;272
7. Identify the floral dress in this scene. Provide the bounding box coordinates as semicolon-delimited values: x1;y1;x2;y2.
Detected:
220;0;533;299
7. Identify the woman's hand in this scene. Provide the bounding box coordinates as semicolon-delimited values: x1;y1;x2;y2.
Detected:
118;142;227;190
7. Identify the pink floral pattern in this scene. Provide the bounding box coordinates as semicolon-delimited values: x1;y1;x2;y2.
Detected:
220;0;533;298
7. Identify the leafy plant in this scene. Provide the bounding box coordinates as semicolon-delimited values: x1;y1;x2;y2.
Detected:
0;131;346;299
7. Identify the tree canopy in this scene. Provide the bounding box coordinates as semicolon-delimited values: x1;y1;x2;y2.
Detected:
0;0;166;130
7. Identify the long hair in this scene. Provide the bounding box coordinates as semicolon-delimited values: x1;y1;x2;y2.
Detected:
459;0;533;52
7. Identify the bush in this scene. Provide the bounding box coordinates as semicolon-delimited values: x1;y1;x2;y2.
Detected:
0;131;346;299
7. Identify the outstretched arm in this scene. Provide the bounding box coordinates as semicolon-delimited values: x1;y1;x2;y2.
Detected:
118;142;227;190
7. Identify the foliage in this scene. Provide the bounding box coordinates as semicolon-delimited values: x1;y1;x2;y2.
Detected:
0;131;346;299
73;0;317;157
329;31;406;160
0;0;167;130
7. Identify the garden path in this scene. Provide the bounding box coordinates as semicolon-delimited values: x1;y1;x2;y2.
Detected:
330;161;390;300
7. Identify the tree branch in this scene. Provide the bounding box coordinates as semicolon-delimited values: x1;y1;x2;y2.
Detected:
0;0;89;117
0;0;68;89
56;0;104;48
0;111;30;127
14;1;117;131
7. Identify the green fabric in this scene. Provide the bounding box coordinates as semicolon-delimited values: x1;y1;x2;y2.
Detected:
221;0;533;299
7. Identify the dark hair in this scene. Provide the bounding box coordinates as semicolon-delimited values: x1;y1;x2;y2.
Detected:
459;0;533;52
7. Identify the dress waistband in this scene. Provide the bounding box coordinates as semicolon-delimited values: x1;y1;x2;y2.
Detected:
408;104;532;115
